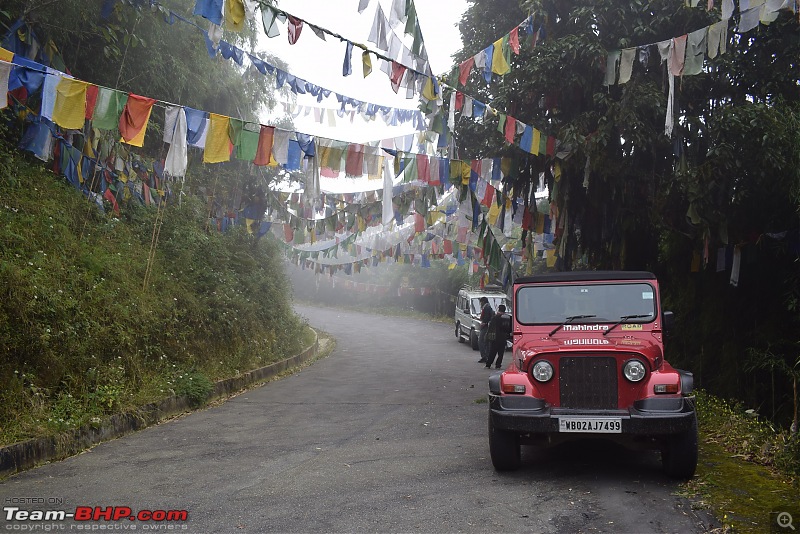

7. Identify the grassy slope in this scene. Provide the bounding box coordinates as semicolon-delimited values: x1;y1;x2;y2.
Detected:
0;148;306;445
687;391;799;533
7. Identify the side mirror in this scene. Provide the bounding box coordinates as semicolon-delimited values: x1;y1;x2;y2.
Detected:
464;307;470;314
662;311;674;333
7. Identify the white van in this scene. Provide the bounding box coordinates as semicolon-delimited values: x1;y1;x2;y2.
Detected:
454;286;510;350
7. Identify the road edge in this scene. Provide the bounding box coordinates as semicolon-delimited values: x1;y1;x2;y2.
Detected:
0;328;327;480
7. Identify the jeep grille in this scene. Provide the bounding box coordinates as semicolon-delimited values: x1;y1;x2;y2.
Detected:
559;356;618;409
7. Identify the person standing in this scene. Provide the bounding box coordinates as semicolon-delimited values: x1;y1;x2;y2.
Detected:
477;297;495;363
486;304;512;369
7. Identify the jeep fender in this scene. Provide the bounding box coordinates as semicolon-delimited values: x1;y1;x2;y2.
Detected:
677;369;694;395
488;373;501;395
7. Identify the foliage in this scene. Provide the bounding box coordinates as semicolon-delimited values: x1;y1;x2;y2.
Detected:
451;0;800;432
687;390;799;534
696;389;800;478
172;368;214;407
1;0;285;122
0;150;306;446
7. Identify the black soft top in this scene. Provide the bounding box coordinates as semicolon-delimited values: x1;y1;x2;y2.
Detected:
515;271;657;285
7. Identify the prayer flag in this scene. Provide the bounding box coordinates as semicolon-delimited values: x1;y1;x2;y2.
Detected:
52;78;88;130
119;93;155;147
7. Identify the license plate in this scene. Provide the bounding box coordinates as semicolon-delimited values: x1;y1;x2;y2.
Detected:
559;417;622;433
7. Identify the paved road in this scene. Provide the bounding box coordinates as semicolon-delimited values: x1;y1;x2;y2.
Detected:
0;305;715;533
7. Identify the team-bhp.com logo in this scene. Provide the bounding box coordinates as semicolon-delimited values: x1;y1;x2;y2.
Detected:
4;505;188;522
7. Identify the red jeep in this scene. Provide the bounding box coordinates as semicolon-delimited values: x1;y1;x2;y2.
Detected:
488;271;697;479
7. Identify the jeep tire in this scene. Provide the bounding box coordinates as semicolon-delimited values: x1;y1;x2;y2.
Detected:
661;411;698;480
488;414;521;471
470;329;479;350
456;322;464;342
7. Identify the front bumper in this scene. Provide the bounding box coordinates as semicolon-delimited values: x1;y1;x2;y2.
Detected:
489;394;695;436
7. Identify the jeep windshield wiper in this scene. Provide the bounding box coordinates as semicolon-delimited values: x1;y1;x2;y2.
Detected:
603;314;652;336
549;315;597;337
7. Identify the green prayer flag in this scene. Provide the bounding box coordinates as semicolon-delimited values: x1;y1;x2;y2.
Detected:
92;88;128;131
236;128;259;162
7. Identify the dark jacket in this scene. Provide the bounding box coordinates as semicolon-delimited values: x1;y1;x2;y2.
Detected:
479;303;495;329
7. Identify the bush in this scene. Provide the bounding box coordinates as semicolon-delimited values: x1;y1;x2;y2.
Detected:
173;369;214;407
0;153;307;445
696;389;800;479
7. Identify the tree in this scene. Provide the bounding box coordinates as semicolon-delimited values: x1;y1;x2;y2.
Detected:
451;0;800;425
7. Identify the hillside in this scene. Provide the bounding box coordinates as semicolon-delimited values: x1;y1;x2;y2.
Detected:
0;145;306;446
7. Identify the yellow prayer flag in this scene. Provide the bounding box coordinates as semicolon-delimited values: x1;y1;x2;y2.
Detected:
0;47;13;62
449;160;461;183
204;113;232;163
422;76;437;101
362;51;372;77
554;160;562;182
491;38;511;75
535;213;544;234
52;78;89;130
500;157;512;178
546;249;557;267
225;0;246;31
487;201;501;225
461;162;471;185
318;144;331;168
531;129;541;156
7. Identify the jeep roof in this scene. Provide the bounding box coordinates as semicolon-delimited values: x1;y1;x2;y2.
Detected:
514;271;656;284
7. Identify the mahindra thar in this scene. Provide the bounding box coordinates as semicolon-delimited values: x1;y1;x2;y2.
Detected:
488;271;697;479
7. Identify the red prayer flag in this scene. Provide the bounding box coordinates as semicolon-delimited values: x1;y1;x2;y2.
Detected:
455;92;464;111
509;26;521;54
470;159;482;176
142;183;151;206
546;135;556;157
345;144;365;177
416;153;430;183
522;208;533;231
481;184;495;208
443;239;453;254
504;116;517;144
414;213;425;232
85;85;99;120
458;57;475;86
119;93;156;144
287;16;303;44
253;125;274;166
104;187;120;215
390;62;406;93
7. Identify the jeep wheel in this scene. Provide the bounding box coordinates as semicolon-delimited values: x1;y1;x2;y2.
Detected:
661;411;698;480
488;414;521;471
456;322;464;342
470;329;479;350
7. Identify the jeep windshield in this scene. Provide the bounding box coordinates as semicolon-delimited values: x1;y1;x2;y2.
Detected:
515;282;657;325
470;296;509;315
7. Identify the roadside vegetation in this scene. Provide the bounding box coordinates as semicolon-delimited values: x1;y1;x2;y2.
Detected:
688;390;799;534
0;150;307;446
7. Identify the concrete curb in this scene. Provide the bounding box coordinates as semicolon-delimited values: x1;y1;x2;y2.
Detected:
0;331;320;479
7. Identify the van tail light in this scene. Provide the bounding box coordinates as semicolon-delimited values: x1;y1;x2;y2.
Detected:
502;384;526;394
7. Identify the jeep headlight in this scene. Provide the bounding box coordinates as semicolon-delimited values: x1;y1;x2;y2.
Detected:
623;359;646;382
531;360;554;383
